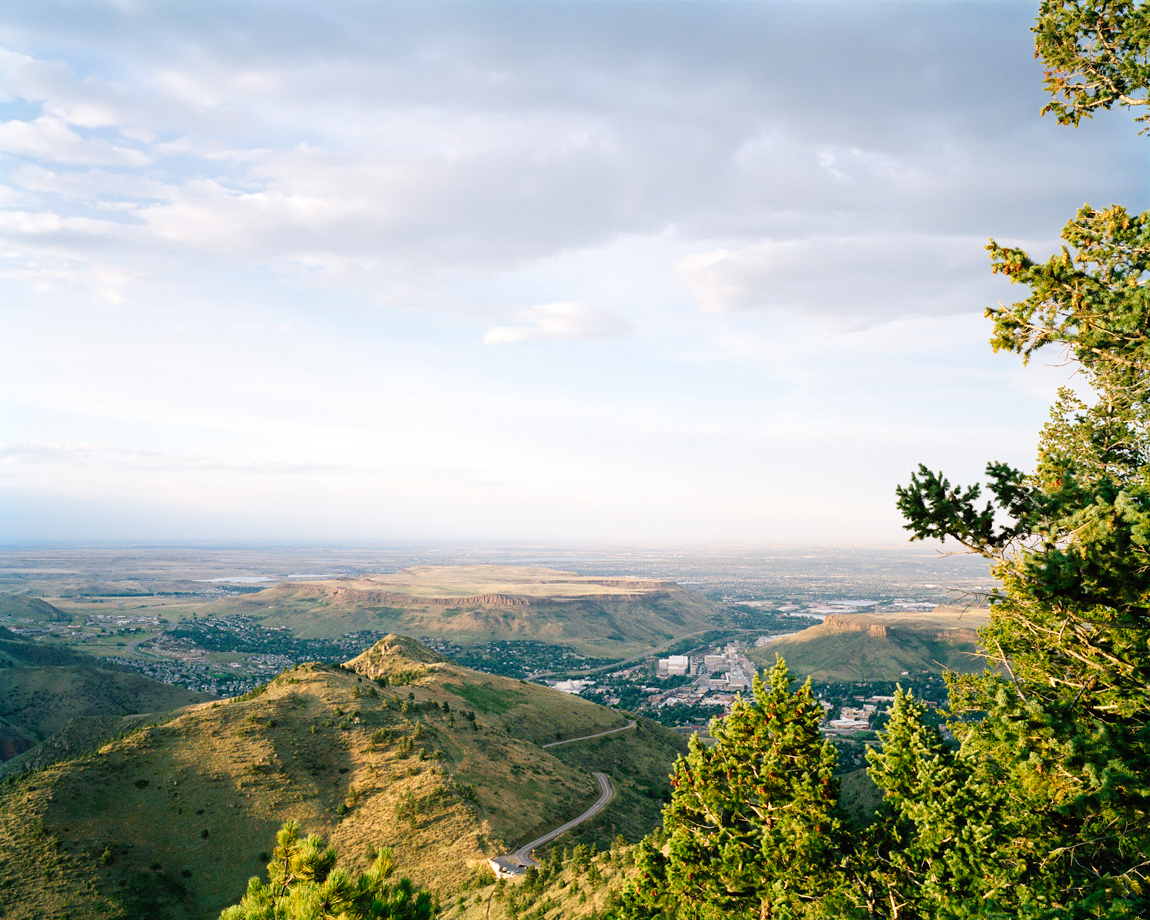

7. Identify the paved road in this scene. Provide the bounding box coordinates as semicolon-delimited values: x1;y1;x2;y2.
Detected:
124;626;168;658
512;771;615;867
541;719;636;749
493;722;633;873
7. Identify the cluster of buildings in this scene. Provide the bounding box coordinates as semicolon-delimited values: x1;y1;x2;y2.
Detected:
648;644;901;737
103;655;255;697
83;613;165;631
657;643;756;691
633;643;763;714
820;696;896;736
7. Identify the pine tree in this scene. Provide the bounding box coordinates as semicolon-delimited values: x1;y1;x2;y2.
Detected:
1034;0;1150;132
218;820;435;920
895;199;1150;916
621;659;854;920
891;3;1150;910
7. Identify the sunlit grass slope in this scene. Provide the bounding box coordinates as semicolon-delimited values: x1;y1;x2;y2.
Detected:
0;634;685;920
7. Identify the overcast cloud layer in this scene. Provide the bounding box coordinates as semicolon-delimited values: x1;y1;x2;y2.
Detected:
1;1;1147;546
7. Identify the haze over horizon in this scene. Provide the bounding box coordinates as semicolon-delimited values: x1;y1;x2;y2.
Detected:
2;1;1147;546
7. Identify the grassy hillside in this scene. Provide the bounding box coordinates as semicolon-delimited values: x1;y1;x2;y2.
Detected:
195;566;725;658
0;664;213;761
0;634;686;920
0;629;95;668
748;607;988;682
0;630;213;763
0;594;69;624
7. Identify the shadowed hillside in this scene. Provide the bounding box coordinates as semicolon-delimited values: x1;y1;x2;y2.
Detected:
0;628;213;762
0;594;70;625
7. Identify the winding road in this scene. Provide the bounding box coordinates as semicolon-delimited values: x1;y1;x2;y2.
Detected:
512;771;615;868
494;719;635;872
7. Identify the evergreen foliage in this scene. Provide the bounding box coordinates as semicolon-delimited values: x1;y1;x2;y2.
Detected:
1034;0;1150;131
890;6;1150;909
619;659;853;920
893;204;1150;917
218;821;435;920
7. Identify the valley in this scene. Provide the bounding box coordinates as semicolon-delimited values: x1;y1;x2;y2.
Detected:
0;546;995;919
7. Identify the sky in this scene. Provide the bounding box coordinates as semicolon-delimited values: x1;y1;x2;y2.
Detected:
1;1;1147;547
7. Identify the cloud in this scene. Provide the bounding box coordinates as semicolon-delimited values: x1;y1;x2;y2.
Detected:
0;46;129;128
674;233;1012;324
1;3;1143;323
0;441;476;480
483;302;634;344
0;115;150;166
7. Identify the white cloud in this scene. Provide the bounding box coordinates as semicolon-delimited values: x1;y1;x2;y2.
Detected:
0;115;150;166
0;441;377;476
133;178;359;253
674;233;1010;323
0;46;128;128
483;302;634;345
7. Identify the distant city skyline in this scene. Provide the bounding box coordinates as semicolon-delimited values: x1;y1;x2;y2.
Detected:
2;1;1147;545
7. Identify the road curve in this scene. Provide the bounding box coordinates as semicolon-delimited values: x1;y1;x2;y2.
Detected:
541;719;636;749
512;771;614;867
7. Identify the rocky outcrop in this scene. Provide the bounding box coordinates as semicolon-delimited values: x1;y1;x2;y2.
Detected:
822;614;888;638
288;585;673;609
330;588;533;608
820;614;978;644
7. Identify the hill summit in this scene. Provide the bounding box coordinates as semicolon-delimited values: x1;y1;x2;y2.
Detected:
0;633;687;920
345;633;452;677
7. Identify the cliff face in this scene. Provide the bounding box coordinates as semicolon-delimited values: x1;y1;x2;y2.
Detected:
821;614;978;644
268;583;671;610
333;588;533;608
